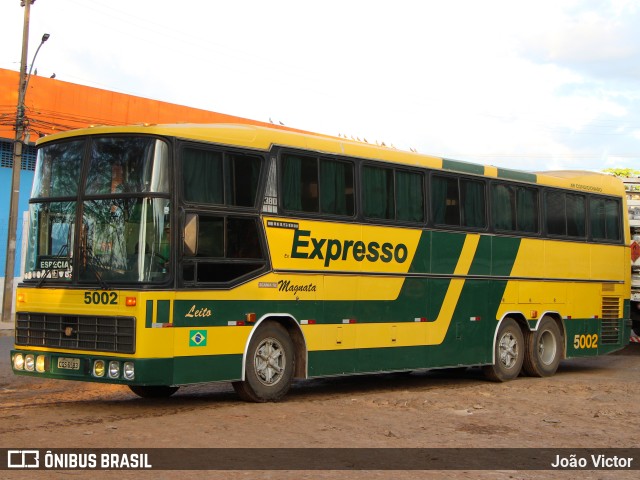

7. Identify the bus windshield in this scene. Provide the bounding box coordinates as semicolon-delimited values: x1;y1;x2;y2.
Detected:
24;136;172;285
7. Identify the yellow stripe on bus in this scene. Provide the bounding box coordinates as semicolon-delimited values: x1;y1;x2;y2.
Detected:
428;233;481;344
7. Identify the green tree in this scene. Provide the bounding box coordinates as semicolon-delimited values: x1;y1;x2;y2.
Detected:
602;168;640;178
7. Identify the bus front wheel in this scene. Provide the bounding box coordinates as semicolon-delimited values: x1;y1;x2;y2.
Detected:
233;322;294;402
523;316;562;377
483;318;524;382
128;385;179;398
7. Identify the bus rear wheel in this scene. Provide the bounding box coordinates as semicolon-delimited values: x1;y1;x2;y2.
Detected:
232;322;294;402
129;385;179;398
483;318;524;382
523;316;562;377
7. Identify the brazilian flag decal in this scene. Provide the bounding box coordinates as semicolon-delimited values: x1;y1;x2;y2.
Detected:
189;330;207;347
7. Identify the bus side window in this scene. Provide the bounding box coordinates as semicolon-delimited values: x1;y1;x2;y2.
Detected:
320;159;354;216
182;214;266;284
461;179;485;228
590;197;621;241
546;191;566;236
432;175;459;226
492;183;538;234
282;154;318;213
431;175;486;228
182;148;224;204
363;165;394;220
396;170;424;223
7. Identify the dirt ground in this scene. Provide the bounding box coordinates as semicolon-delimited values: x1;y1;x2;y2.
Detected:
1;331;639;480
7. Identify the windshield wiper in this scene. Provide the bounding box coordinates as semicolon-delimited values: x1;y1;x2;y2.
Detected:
36;244;69;288
83;247;111;290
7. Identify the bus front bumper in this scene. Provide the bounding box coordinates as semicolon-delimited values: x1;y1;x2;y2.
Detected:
10;349;174;386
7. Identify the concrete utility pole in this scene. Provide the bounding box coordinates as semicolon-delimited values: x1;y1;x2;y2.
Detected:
2;0;39;323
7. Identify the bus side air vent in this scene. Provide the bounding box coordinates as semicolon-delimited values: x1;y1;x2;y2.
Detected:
600;297;621;345
601;296;620;319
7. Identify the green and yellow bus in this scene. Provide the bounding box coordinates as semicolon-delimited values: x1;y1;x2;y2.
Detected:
10;124;631;401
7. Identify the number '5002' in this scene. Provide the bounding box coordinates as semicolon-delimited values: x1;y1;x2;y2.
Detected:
573;333;598;349
84;291;118;305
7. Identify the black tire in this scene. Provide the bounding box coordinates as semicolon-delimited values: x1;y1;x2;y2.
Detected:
523;316;563;377
232;322;294;402
633;320;640;337
631;303;640;336
128;385;179;398
483;318;524;382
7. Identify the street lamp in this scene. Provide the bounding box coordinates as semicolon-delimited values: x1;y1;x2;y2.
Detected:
2;0;49;323
24;33;50;92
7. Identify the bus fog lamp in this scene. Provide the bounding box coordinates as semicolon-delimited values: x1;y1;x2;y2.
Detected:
123;362;135;380
108;361;120;379
13;353;24;371
36;355;47;373
25;354;35;372
93;360;105;377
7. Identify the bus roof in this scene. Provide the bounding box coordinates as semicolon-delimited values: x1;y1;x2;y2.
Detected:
37;123;626;197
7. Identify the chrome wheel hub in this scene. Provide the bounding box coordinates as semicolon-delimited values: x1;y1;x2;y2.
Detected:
253;337;286;386
498;332;519;369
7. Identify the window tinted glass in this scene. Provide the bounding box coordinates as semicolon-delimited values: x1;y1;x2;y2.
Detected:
182;148;263;207
546;191;565;235
590;197;621;241
566;194;586;238
282;155;354;216
182;148;223;204
396;170;424;222
320;159;354;216
432;175;459;225
184;215;266;284
363;165;394;219
492;184;538;233
282;154;318;212
227;217;264;258
492;184;515;230
228;154;262;207
461;179;485;228
197;216;224;257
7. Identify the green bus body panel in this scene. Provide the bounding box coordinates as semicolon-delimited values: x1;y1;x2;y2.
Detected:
11;312;628;385
497;168;538;183
442;158;485;176
173;354;242;384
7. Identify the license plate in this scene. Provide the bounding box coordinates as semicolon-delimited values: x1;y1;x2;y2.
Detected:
57;357;80;370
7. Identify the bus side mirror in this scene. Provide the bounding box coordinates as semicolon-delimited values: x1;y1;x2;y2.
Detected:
184;213;198;256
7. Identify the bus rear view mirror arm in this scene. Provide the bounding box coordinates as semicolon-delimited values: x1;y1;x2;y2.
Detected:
184;213;198;256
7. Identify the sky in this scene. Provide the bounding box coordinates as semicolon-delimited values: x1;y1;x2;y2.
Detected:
1;0;640;172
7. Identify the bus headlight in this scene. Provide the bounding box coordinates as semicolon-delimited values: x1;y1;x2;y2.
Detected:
123;362;135;380
36;355;47;373
93;360;106;377
13;353;24;371
25;354;35;372
108;361;120;379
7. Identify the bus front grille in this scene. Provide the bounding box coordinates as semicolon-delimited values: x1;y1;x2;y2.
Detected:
15;313;135;354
